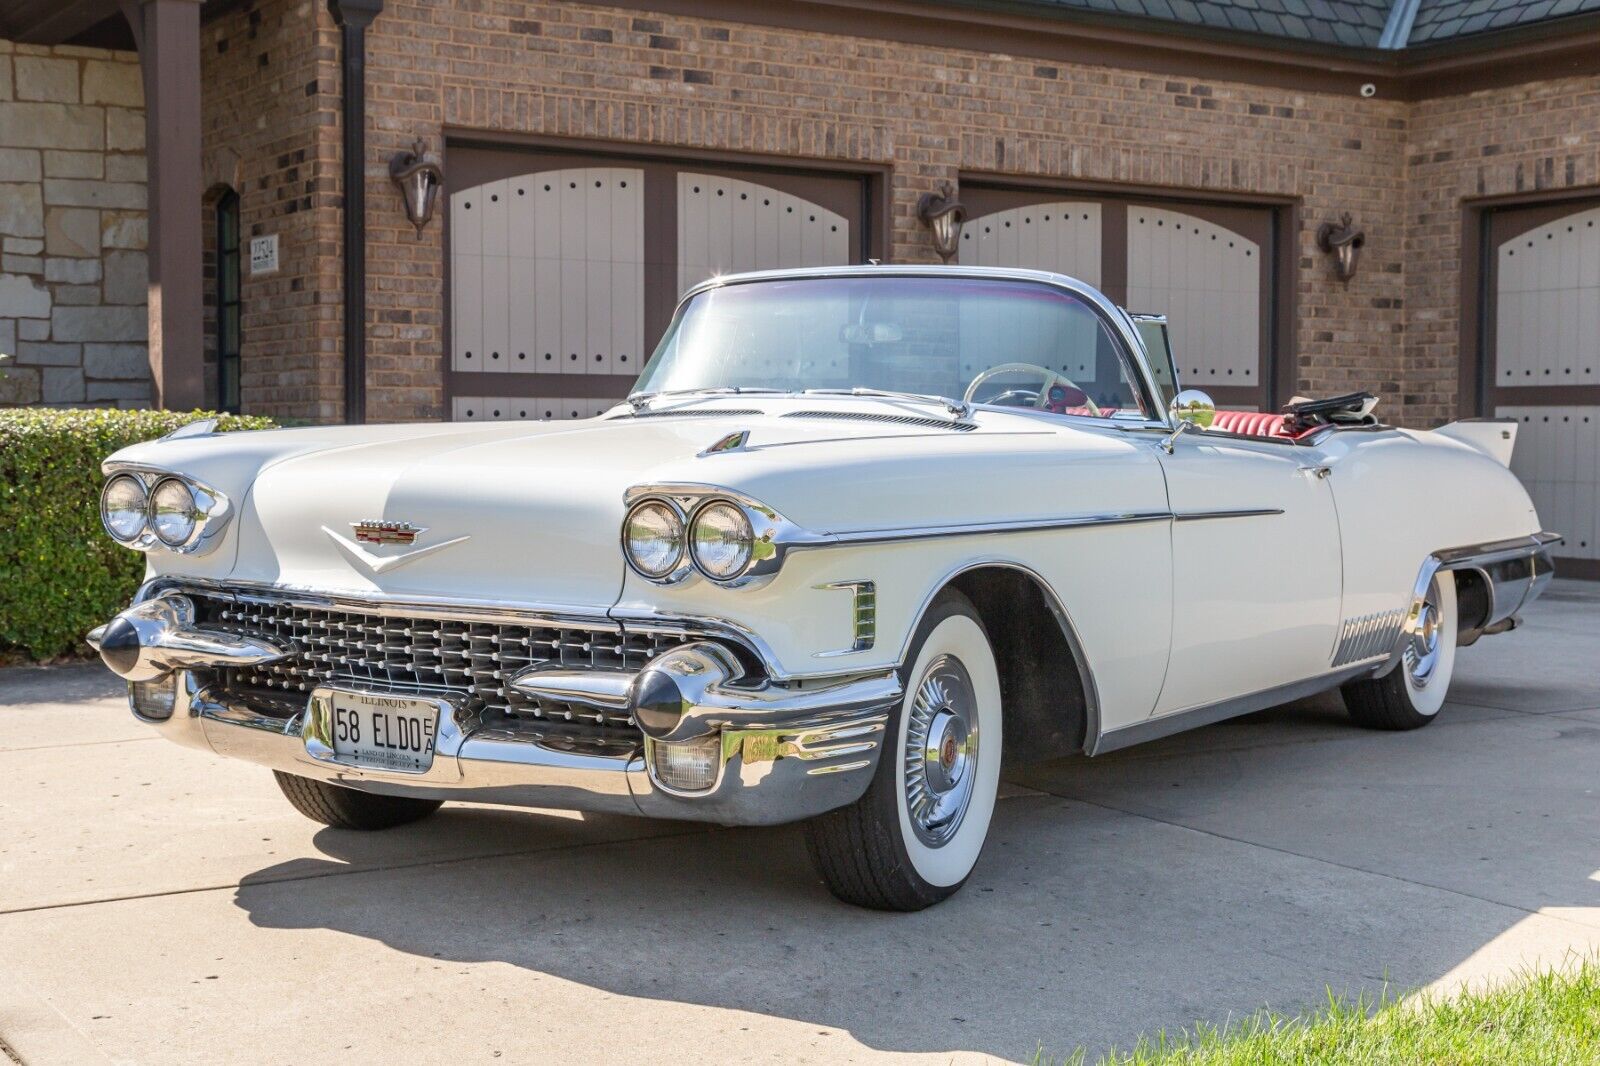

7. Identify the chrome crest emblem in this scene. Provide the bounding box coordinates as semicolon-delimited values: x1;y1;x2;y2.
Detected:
352;519;425;545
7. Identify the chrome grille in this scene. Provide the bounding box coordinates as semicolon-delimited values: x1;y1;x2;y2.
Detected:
192;594;687;735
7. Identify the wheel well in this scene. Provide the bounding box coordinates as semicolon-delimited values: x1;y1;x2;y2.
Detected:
948;566;1092;766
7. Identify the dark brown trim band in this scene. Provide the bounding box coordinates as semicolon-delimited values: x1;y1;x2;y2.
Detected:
329;0;383;425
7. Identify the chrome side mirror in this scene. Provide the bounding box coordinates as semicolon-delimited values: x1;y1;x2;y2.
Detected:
1164;389;1215;453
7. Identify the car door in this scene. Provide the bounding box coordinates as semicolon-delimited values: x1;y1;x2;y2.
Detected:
1152;433;1343;716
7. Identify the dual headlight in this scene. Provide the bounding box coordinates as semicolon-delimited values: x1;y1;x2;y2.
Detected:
100;472;227;553
623;497;759;584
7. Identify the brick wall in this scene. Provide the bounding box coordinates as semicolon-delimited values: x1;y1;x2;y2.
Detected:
349;1;1412;423
0;40;150;408
1406;76;1600;427
200;1;344;422
197;1;1599;427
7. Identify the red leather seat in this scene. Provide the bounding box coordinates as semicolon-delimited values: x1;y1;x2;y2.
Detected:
1210;410;1294;439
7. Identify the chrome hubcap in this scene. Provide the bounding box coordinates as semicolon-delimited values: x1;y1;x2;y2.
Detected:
904;655;979;847
1405;590;1443;688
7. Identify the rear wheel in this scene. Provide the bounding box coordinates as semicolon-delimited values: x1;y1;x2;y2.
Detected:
803;591;1002;910
1342;572;1458;730
273;771;443;830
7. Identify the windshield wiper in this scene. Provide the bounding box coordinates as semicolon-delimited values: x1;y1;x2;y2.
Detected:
802;387;971;419
626;386;787;411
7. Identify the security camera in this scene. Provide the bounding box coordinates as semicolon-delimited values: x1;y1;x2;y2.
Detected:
1359;83;1377;98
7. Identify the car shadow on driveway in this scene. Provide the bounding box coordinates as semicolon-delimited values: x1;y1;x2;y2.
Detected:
227;693;1600;1061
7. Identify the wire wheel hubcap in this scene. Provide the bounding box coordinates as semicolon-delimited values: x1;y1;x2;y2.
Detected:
904;654;979;847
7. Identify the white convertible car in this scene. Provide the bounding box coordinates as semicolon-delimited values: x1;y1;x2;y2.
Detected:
90;266;1556;910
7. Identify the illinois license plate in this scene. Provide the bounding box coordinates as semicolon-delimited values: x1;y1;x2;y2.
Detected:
327;690;440;772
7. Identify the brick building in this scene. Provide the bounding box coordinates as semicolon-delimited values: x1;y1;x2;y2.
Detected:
1;0;1597;569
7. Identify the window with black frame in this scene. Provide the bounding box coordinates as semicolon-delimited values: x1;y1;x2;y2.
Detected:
215;190;242;413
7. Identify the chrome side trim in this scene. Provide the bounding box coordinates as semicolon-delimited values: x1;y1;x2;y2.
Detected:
825;511;1174;544
1172;508;1285;522
1331;609;1406;667
813;580;877;656
1093;665;1374;755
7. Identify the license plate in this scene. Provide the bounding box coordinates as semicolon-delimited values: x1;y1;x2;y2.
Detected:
327;690;439;772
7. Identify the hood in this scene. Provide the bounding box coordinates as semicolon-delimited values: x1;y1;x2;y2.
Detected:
111;400;1137;609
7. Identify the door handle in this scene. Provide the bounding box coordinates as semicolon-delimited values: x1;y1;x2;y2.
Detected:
1300;465;1332;479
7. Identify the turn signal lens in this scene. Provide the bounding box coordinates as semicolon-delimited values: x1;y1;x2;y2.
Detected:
101;474;149;542
129;675;178;721
623;500;685;579
150;477;201;547
690;501;753;581
648;736;721;792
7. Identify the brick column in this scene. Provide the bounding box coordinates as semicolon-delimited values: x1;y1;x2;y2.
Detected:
119;0;205;410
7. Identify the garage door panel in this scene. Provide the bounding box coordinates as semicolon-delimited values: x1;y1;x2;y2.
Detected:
959;201;1101;287
451;254;482;372
1128;206;1260;390
676;173;849;294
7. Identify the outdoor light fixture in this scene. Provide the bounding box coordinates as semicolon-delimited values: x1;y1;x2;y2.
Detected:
1316;212;1365;283
389;137;443;239
917;181;966;262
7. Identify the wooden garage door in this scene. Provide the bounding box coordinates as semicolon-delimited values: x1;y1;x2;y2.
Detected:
446;146;866;423
1482;200;1600;577
959;185;1280;410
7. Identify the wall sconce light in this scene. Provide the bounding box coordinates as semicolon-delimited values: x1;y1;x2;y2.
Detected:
917;181;966;263
389;138;443;239
1316;212;1365;283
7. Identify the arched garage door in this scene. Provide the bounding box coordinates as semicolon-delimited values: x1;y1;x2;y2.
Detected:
1482;200;1600;577
959;185;1280;411
446;147;867;423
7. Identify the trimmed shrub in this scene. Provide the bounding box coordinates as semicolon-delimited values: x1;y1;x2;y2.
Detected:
0;408;276;662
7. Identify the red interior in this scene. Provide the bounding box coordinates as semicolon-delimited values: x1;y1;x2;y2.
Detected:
1040;402;1322;442
1210;410;1294;438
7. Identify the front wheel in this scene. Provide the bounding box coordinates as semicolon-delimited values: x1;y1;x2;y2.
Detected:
274;771;443;830
1341;572;1458;730
803;591;1002;910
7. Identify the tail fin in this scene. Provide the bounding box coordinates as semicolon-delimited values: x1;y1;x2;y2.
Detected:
1433;418;1517;467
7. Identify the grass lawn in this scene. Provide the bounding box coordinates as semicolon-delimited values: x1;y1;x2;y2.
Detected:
1044;960;1600;1065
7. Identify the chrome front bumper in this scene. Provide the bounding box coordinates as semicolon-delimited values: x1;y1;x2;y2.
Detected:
98;597;898;826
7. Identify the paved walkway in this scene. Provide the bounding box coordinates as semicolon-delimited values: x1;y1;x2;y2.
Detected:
1;582;1597;1064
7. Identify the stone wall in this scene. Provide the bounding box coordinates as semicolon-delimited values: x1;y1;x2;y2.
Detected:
0;39;150;408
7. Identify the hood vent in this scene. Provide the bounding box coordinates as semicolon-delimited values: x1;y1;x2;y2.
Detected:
782;410;977;432
624;407;766;419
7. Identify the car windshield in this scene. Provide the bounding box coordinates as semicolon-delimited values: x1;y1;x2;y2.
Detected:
633;276;1153;420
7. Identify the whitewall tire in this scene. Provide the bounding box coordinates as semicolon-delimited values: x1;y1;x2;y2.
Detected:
803;590;1002;910
1342;572;1458;730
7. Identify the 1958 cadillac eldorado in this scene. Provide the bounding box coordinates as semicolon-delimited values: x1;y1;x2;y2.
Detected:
89;266;1557;910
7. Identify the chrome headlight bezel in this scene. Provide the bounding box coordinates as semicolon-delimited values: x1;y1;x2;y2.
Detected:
99;473;150;543
99;466;232;556
621;485;799;588
622;498;691;582
688;499;755;581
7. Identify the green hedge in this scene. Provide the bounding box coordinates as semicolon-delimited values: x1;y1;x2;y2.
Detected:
0;408;276;662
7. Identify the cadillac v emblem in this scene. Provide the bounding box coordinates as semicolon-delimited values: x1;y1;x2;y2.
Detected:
352;520;424;545
322;521;469;576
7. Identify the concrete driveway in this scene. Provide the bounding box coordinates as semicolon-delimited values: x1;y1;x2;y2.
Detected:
2;582;1598;1065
